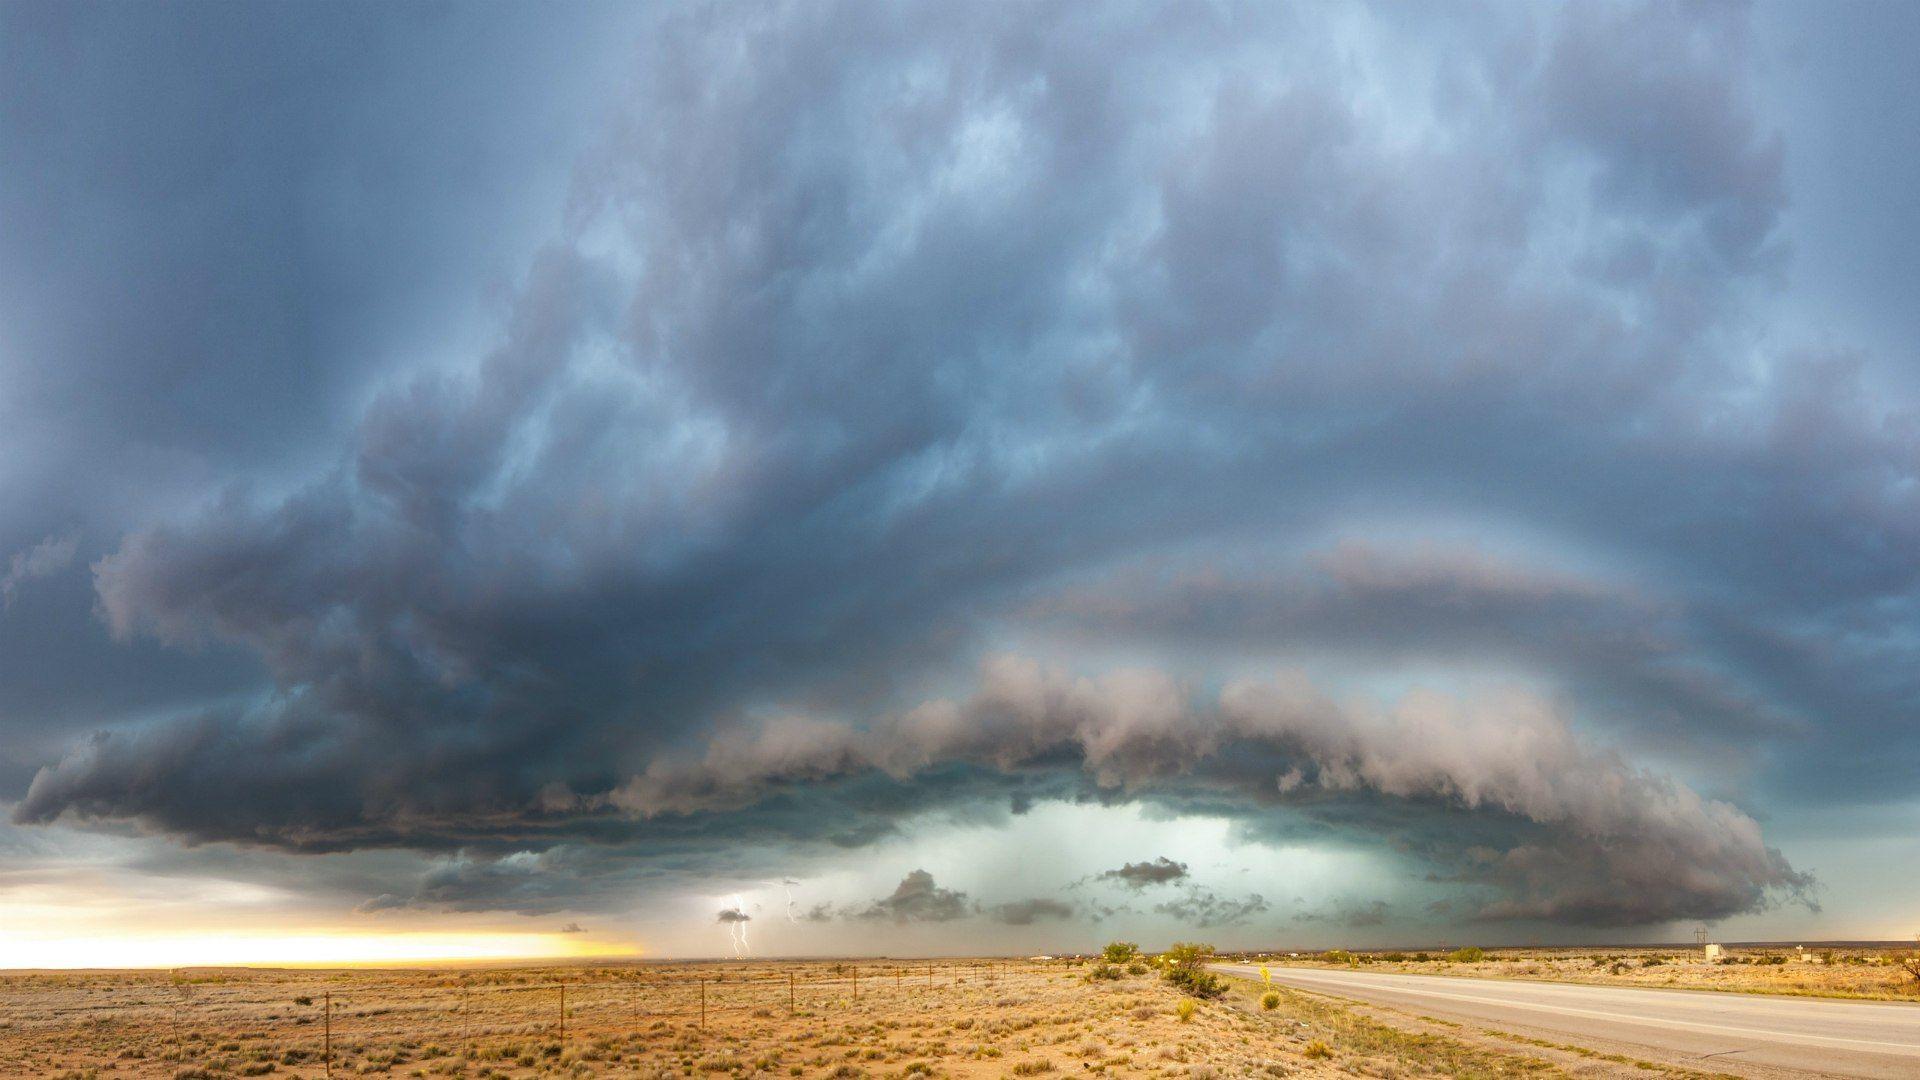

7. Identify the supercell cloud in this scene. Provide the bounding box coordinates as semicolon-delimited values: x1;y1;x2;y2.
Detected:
5;0;1920;943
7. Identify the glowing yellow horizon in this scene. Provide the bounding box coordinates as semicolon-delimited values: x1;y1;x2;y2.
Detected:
0;930;633;970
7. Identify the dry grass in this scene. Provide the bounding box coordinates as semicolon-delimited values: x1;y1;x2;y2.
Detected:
0;957;1592;1079
1247;944;1920;1002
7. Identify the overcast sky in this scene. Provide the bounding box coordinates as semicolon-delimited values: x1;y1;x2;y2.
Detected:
4;1;1920;963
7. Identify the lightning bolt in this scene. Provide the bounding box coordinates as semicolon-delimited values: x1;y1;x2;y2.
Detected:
729;893;750;957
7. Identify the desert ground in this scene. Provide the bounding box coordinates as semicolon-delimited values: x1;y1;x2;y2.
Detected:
0;952;1753;1080
1244;944;1920;1002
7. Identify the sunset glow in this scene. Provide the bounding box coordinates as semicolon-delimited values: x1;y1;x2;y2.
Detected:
0;929;628;970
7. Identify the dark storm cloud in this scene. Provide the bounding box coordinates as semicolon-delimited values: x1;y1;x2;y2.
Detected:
608;656;1813;925
7;0;1916;929
988;898;1076;926
857;870;970;925
716;908;750;924
1098;858;1190;890
0;1;641;794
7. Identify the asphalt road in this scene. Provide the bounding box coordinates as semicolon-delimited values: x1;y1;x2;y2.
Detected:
1213;964;1920;1078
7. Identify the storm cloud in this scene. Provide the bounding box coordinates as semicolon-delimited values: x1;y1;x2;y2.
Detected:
856;871;971;925
5;0;1914;939
605;656;1812;925
989;898;1077;926
1098;858;1191;890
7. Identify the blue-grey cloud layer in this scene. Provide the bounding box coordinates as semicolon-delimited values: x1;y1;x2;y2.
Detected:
5;1;1917;931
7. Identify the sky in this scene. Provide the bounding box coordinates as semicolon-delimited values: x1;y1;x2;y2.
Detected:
3;0;1919;967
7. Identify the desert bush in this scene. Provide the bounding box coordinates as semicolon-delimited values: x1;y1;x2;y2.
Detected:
1318;950;1355;966
1161;941;1226;997
1103;941;1140;964
1084;964;1123;982
1011;1060;1055;1075
1175;999;1196;1023
1445;947;1485;963
1260;991;1280;1011
1898;941;1920;989
1125;961;1148;975
1165;968;1226;998
1302;1041;1333;1060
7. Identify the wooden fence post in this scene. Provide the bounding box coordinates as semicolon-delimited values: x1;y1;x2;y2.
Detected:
323;991;332;1078
699;979;707;1030
927;963;933;988
788;971;795;1015
558;981;566;1042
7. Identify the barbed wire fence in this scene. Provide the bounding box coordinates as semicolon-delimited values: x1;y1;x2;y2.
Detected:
10;960;1068;1075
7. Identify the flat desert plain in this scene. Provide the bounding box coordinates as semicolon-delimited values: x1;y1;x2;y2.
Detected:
0;957;1719;1080
1255;945;1920;1001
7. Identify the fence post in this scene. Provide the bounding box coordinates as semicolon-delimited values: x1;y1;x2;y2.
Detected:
788;971;795;1015
699;980;707;1030
853;967;859;1000
323;991;332;1078
558;981;566;1042
928;963;933;988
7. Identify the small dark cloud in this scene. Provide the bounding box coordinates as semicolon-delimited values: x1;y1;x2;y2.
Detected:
989;898;1075;926
856;869;970;924
716;907;751;924
1098;857;1189;889
558;921;585;934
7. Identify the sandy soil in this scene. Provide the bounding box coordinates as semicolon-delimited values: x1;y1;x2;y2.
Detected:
0;957;1633;1080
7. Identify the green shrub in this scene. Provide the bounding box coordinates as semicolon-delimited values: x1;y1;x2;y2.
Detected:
1303;1041;1332;1060
1163;941;1215;971
1175;999;1196;1023
1084;963;1123;982
1319;949;1355;966
1445;947;1485;963
1125;961;1148;975
1259;991;1280;1011
1102;941;1140;964
1166;968;1227;998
